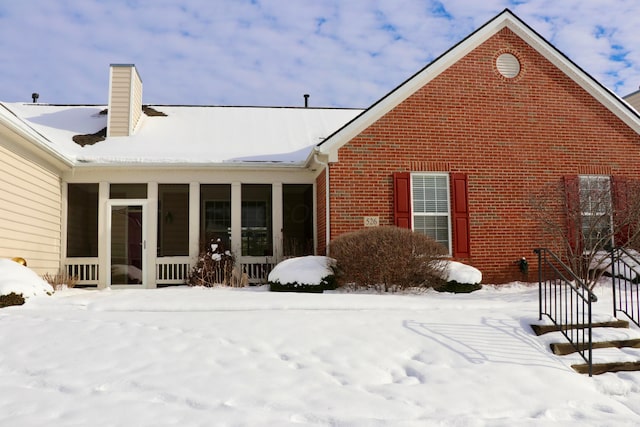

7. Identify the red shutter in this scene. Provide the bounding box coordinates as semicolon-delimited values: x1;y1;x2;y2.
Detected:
612;175;629;247
393;172;411;229
451;173;470;258
563;175;581;254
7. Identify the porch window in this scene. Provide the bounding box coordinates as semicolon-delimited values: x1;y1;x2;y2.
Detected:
411;173;451;251
200;185;231;251
242;184;273;256
157;184;189;256
579;175;613;250
283;184;314;256
67;183;98;257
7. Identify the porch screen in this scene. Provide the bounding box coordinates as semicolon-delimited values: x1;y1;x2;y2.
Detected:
200;185;231;251
67;183;98;257
158;184;189;256
283;184;313;256
242;184;273;256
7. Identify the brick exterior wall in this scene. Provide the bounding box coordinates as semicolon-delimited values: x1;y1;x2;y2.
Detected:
321;27;640;284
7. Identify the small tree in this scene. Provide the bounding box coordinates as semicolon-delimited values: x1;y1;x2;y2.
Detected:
187;238;235;287
531;176;640;290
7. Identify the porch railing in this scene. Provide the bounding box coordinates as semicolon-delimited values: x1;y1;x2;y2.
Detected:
534;248;597;376
64;257;277;286
156;256;192;285
64;258;100;287
239;260;276;284
610;247;640;328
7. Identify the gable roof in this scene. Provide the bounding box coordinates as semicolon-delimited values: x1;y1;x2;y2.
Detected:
314;8;640;163
2;102;362;167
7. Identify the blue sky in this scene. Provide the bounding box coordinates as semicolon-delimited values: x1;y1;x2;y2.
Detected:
1;0;638;107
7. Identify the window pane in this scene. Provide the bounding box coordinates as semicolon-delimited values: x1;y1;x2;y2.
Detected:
67;184;98;257
200;185;231;251
242;184;272;256
413;215;449;248
413;174;449;214
158;184;189;256
110;184;147;199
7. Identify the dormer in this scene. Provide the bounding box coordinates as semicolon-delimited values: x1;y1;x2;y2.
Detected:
107;64;143;137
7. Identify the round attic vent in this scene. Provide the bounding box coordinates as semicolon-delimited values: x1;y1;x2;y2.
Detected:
496;53;520;78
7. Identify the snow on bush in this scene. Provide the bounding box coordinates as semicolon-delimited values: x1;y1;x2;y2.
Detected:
0;258;54;299
439;260;482;285
268;256;336;287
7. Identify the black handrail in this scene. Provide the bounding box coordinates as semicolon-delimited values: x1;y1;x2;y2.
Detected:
534;248;596;376
610;247;640;328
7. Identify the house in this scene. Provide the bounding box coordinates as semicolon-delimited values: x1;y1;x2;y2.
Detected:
1;8;640;286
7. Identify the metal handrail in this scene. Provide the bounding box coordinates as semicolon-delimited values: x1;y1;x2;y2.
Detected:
610;247;640;328
534;248;596;376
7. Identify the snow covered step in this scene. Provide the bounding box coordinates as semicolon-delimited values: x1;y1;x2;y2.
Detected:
572;361;640;375
550;338;640;356
530;319;629;336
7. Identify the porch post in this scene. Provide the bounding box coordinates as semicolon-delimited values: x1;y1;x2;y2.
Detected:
98;181;109;289
272;182;283;261
147;182;158;288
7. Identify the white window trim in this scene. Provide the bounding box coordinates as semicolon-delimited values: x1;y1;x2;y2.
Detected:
410;172;452;255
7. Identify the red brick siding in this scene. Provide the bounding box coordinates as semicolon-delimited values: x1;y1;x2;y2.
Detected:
327;28;640;284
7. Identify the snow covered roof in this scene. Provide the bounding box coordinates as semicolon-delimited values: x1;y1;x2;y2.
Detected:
1;102;363;166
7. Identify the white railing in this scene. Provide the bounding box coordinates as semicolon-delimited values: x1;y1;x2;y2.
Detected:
64;258;100;286
156;256;192;285
239;259;276;284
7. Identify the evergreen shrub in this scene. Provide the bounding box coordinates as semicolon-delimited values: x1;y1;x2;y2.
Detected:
0;292;25;308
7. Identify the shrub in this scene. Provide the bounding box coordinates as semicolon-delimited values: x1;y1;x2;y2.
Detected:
436;281;482;293
329;226;448;291
43;271;78;290
270;274;337;293
187;238;237;287
0;292;25;308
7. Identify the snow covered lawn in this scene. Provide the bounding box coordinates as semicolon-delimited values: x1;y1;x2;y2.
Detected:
2;282;640;426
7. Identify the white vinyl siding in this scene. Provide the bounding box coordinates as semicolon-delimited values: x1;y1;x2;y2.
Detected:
0;143;61;275
411;173;451;250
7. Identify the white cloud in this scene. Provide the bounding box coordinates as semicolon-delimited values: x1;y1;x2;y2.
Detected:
0;0;639;106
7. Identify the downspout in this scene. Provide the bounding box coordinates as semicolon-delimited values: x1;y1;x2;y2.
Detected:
313;149;330;256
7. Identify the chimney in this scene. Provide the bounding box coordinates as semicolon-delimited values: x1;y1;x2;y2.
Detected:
31;93;39;103
107;64;143;137
304;94;309;108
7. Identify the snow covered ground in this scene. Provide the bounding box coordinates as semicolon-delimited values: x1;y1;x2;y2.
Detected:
2;262;640;425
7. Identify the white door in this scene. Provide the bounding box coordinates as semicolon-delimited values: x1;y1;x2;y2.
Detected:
108;201;147;287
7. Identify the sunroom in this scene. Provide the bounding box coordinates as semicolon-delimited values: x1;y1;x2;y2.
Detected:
63;170;315;288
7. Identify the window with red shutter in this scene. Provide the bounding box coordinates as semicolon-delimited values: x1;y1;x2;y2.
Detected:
612;175;629;247
393;172;411;229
